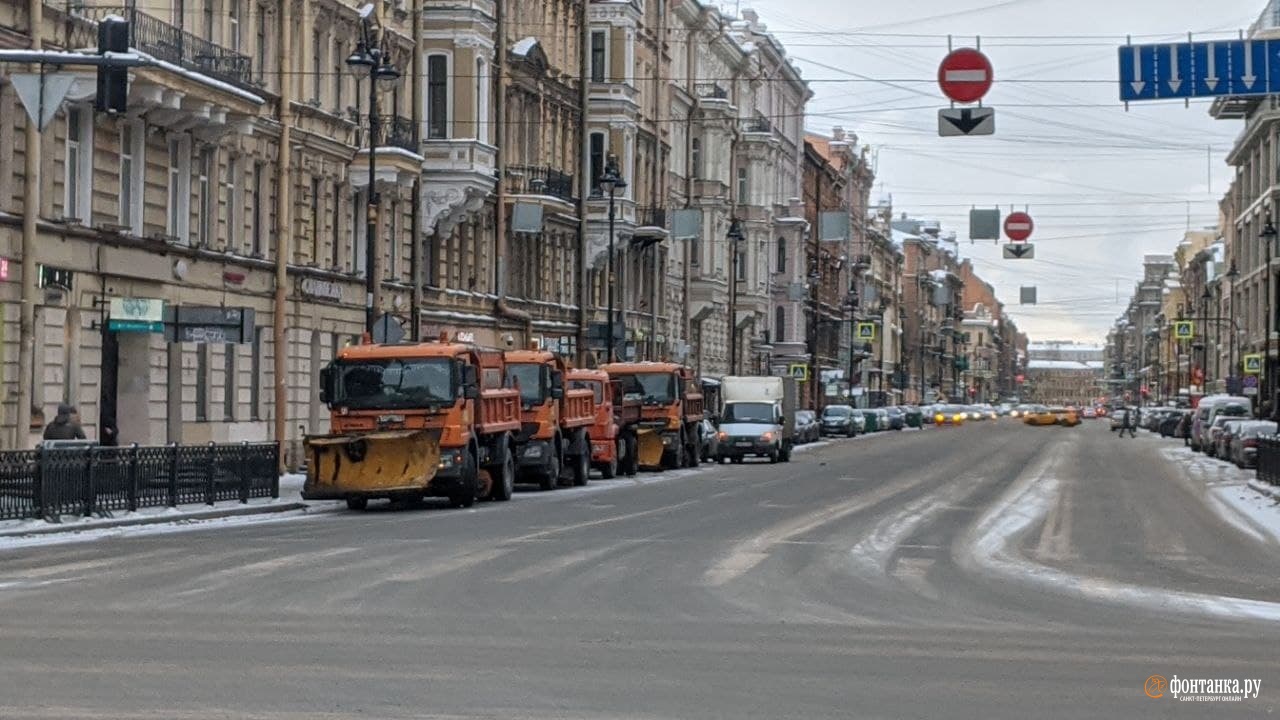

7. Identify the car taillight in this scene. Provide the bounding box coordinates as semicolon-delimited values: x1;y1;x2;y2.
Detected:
1244;439;1258;448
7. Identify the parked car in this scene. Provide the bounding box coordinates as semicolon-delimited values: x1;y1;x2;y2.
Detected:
1159;409;1190;437
1082;407;1097;419
874;408;891;431
699;419;720;463
820;405;858;437
921;404;939;424
1009;404;1035;419
1205;415;1244;458
1215;419;1250;460
794;410;820;444
900;405;924;429
1229;421;1279;468
1050;407;1081;426
884;406;906;431
933;404;968;426
1025;405;1057;426
1192;395;1252;451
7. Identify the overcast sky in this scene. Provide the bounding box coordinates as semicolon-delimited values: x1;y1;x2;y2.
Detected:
729;0;1261;343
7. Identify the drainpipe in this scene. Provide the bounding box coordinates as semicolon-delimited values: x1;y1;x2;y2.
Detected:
273;0;292;472
410;0;422;340
492;0;532;343
577;0;589;364
15;0;42;448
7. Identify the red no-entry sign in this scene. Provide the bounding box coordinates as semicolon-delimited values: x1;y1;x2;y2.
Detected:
938;48;993;104
1004;211;1034;241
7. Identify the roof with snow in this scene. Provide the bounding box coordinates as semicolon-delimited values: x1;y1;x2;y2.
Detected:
1027;360;1103;371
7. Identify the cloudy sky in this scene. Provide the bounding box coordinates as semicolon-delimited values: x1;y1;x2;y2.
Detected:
729;0;1261;343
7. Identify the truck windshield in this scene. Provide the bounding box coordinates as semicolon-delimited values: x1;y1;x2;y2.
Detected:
333;358;454;409
723;402;774;424
569;379;604;404
505;363;546;404
615;373;676;404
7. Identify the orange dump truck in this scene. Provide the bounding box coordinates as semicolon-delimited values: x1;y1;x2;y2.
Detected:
567;368;641;479
601;362;704;470
303;338;522;509
503;348;599;489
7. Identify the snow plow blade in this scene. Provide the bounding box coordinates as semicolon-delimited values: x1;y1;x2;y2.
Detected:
636;428;665;469
302;429;443;500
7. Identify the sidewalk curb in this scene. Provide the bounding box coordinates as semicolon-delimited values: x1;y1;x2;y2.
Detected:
1247;480;1280;502
0;501;313;539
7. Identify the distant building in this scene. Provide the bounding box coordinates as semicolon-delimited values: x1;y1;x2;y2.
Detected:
1024;341;1104;404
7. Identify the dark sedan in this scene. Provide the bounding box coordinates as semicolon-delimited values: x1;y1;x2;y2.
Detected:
794;410;820;444
820;405;858;437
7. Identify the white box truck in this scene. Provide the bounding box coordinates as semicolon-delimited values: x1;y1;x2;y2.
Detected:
715;376;795;463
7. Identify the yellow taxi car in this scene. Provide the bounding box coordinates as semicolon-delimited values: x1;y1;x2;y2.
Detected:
1051;407;1081;426
933;404;967;426
1022;405;1056;426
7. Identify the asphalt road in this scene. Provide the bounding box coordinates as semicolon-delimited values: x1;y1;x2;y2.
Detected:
1;422;1279;719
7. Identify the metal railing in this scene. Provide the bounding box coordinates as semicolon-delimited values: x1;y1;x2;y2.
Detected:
636;206;666;230
0;442;278;522
505;165;576;203
740;116;772;133
377;115;419;153
695;82;728;100
1257;435;1280;485
76;5;254;89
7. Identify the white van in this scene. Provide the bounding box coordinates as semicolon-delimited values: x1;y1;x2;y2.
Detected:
1192;395;1252;451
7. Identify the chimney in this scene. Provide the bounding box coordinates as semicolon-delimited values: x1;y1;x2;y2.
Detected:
831;126;845;141
742;9;758;23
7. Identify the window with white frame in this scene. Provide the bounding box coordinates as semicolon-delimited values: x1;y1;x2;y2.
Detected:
352;188;367;275
222;154;239;251
690;136;701;179
167;135;191;241
332;39;345;113
197;147;214;246
312;31;323;103
118;119;144;234
736;166;749;205
426;53;449;140
386;200;399;280
64;106;92;224
589;132;605;196
331;181;342;268
251;160;263;255
590;30;607;82
476;58;489;144
228;0;241;49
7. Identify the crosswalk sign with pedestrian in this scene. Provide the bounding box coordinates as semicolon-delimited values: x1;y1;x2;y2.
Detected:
857;323;876;341
1173;321;1194;340
1244;354;1263;375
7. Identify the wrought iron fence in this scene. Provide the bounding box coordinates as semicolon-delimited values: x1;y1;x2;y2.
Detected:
741;116;773;133
1257;435;1280;486
505;165;576;203
75;5;254;88
695;83;728;100
0;442;278;522
636;206;667;230
376;115;419;153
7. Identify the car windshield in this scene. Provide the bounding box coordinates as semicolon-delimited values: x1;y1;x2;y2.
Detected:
723;402;774;424
332;358;454;410
1217;404;1249;418
823;407;852;417
615;373;676;404
938;405;966;414
1243;422;1278;438
505;363;547;404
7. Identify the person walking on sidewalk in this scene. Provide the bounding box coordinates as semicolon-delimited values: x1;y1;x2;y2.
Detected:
43;403;86;441
1119;407;1137;439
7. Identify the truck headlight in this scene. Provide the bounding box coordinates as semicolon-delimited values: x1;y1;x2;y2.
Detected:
438;450;463;469
760;431;775;442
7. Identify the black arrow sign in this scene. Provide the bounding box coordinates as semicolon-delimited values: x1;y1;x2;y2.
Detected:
944;108;986;134
1006;244;1032;258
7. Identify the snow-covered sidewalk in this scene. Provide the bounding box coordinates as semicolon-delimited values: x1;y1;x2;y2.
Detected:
1158;443;1280;546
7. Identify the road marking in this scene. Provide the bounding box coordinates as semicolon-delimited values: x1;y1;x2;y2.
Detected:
496;545;622;583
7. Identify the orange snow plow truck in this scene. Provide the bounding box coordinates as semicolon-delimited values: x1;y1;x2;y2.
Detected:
601;362;703;470
503;347;599;490
302;337;522;510
567;369;641;479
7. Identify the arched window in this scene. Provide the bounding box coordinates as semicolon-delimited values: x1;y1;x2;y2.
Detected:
775;305;787;342
776;236;786;273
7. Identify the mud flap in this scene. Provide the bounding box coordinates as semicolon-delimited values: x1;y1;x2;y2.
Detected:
303;429;442;498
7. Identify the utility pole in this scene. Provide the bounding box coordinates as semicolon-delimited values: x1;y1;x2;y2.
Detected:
273;0;293;471
16;0;43;448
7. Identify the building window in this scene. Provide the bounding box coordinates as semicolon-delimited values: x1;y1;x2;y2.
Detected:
197;147;213;246
202;0;214;40
735;246;745;281
224;344;236;420
64;106;92;224
590;30;607;82
332;40;345;113
310;176;321;262
250;327;263;420
167;136;190;241
195;345;209;422
251;161;264;255
589;132;605;196
427;54;449;140
256;8;267;83
736;166;749;205
228;0;241;50
690;137;701;179
386;200;399;280
222;154;239;251
118;120;143;234
776;236;786;273
352;188;367;275
476;58;489;144
312;31;323;102
331;181;342;268
776;306;786;342
690;232;700;266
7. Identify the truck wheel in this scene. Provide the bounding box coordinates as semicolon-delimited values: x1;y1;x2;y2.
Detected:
600;446;618;480
572;447;590;487
769;450;779;464
779;445;792;463
687;434;700;468
540;446;561;491
488;442;515;502
624;435;639;476
346;497;368;511
451;449;479;508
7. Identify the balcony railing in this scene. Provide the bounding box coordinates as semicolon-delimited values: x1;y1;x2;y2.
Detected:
376;115;418;154
636;206;666;230
78;5;253;89
505;165;575;203
741;116;772;134
695;83;728;100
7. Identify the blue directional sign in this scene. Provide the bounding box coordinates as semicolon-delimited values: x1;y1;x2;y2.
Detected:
1119;38;1278;101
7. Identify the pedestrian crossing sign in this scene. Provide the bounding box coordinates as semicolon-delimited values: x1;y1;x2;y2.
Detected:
788;363;809;381
1173;321;1194;340
1244;354;1263;375
856;323;876;340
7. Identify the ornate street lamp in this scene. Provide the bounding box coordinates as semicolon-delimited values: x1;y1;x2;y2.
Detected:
599;155;626;361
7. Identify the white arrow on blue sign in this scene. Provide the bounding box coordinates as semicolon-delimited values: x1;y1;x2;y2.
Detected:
1119;39;1279;101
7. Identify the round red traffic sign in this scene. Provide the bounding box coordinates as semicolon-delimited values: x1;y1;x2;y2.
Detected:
1004;211;1034;241
937;48;994;104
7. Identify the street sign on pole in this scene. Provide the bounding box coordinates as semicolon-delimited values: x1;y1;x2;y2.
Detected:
788;363;809;381
1019;286;1037;305
1003;243;1035;259
10;73;78;131
969;208;1000;240
1244;375;1260;396
938;48;994;103
1173;321;1194;340
1244;353;1263;374
1118;39;1280;102
1004;211;1034;241
856;323;876;341
938;107;995;136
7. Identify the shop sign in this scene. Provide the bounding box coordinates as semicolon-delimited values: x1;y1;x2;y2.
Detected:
108;297;165;333
299;277;343;302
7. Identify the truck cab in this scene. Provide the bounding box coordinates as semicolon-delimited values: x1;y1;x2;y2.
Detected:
503;349;597;489
601;362;703;469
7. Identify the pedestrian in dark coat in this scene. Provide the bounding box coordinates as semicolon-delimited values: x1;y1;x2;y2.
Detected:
43;404;86;441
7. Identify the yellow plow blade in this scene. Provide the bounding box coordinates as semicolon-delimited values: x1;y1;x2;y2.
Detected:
636;428;665;470
303;429;443;498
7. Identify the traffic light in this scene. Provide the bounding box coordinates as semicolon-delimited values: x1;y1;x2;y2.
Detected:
95;17;129;113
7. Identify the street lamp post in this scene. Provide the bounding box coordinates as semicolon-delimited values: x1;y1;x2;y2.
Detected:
1264;218;1278;417
347;19;402;337
1200;285;1211;391
599;155;626;362
1228;261;1240;390
726;218;744;375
